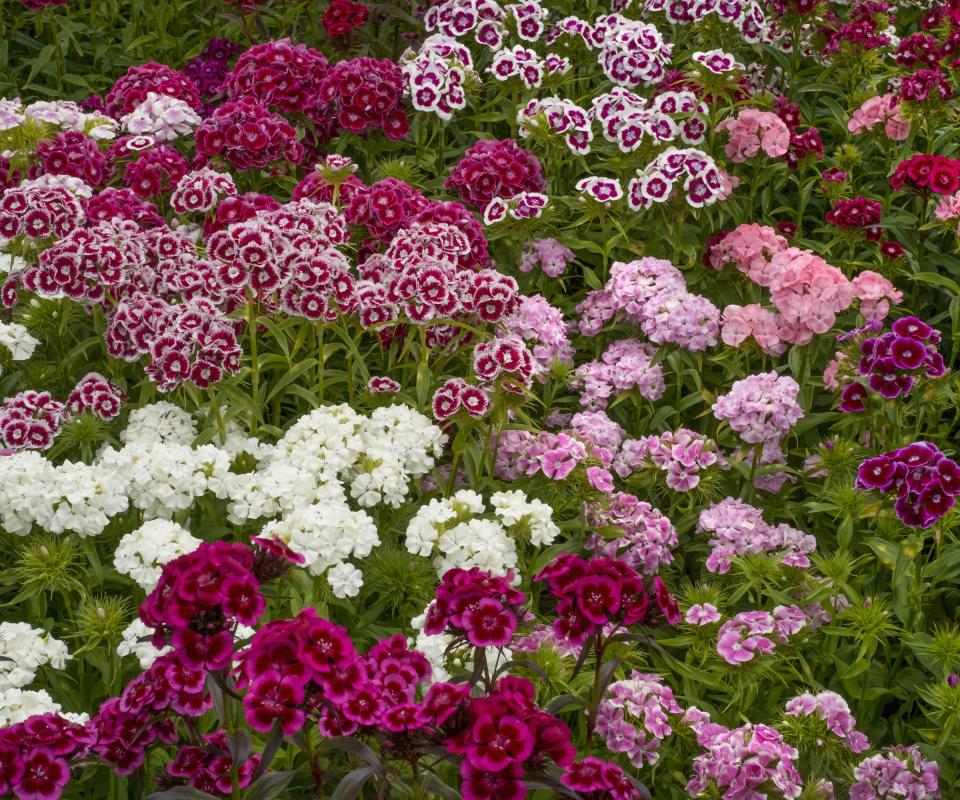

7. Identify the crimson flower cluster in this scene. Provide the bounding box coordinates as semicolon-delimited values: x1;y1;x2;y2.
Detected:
183;39;244;105
65;372;126;419
446;676;575;800
445;139;547;211
223;39;329;117
825;195;883;240
424;567;526;647
857;442;960;528
900;68;953;104
85;188;164;228
120;145;189;199
432;378;492;421
139;541;266;671
35;131;109;186
472;335;535;394
0;390;66;450
195;99;303;170
535;553;680;646
103;62;203;119
318;57;409;140
323;0;369;37
0;713;88;800
890;154;960;195
164;731;260;796
563;757;646;800
0;181;83;248
839;316;947;412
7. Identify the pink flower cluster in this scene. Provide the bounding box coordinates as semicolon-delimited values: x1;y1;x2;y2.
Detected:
445;139;545;210
536;552;679;646
596;16;672;88
856;441;960;529
35;131;109;186
139;541;266;671
223;39;329;117
784;691;870;752
65;372;125;419
716;606;809;665
614;429;724;491
502;294;574;378
720;303;785;355
687;721;804;799
494;429;589;481
183;39;243;105
0;179;84;247
571;338;665;411
0;390;65;450
518;237;573;277
120;143;190;199
562;757;645;800
170;168;237;214
716;108;792;163
318;57;409;140
851;746;941;800
0;714;86;800
195;99;303;170
473;335;535;394
424;567;525;647
586;492;679;575
403;34;472;120
165;732;260;796
697;497;817;574
576;257;719;350
595;673;684;767
711;371;803;445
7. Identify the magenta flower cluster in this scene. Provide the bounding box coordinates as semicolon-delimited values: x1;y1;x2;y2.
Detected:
445;139;546;211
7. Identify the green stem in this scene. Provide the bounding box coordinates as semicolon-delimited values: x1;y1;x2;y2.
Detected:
246;292;260;434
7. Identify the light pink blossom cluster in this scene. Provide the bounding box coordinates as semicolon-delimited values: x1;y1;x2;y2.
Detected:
121;92;201;142
784;691;870;753
494;429;590;481
568;410;624;454
716;108;792;163
721;303;786;355
697;497;816;574
586;492;678;575
576;257;720;350
687;721;804;799
501;294;574;378
591;87;707;153
628;148;732;209
517;97;593;155
570;338;665;410
518;237;574;277
595;673;684;767
711;371;803;444
614;429;724;491
401;35;472;121
848;94;911;141
851;746;941;800
934;192;960;236
716;605;808;665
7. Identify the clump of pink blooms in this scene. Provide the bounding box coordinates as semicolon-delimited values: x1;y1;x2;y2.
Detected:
586;492;678;575
518;97;594;155
535;552;680;646
595;672;684;767
402;34;472;121
595;16;672;88
852;271;904;321
518;237;574;277
712;371;803;445
445;138;546;210
502;294;574;378
195;99;303;170
856;441;960;529
721;303;786;355
614;429;724;491
847;94;911;140
851;745;941;800
561;757;646;800
697;497;817;574
35;131;109;186
627;147;731;210
715;606;809;665
576;257;720;350
223;39;329;118
571;338;665;411
494;429;590;482
183;39;243;106
784;691;870;752
472;334;535;394
716;108;792;162
424;567;525;647
567;410;624;455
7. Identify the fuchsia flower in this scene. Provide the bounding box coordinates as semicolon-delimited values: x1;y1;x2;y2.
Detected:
318;57;409;140
66;373;125;419
323;0;369;37
712;372;803;445
446;139;545;210
424;567;525;648
104;62;202;119
0;390;66;452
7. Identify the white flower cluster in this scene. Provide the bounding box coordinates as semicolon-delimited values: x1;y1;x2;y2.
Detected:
0;401;444;539
405;488;559;576
117;620;171;669
121;92;202;142
0;688;89;727
0;96;116;139
114;520;203;591
0;622;70;691
0;320;39;364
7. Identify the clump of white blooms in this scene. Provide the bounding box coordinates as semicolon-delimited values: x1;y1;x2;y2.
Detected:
117;619;171;669
0;320;39;363
405;488;558;576
0;622;70;690
121;92;201;141
0;688;89;727
113;520;203;591
120;401;198;446
0;97;116;139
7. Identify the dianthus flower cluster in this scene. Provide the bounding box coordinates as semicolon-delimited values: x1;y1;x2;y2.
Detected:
627;147;730;209
595;672;684;767
401;34;473;120
586;492;678;575
848;93;911;140
323;0;369;37
488;45;569;90
561;756;646;800
784;691;870;752
195;98;303;170
223;39;328;117
641;0;769;43
432;378;492;421
536;552;679;646
445;139;545;210
120;144;189;198
891;154;960;195
594;15;672;87
183;39;243;104
592;87;707;153
856;441;960;528
851;745;941;800
716;606;809;665
0;320;39;365
720;303;785;355
0;178;84;247
65;372;125;419
423;567;526;647
614;429;724;491
571;338;665;411
0;389;66;450
576;257;719;350
170;167;237;214
35;131;108;186
518;237;573;277
825;195;883;239
318;57;409;140
836;316;947;412
0;622;70;691
120;92;200;142
0;713;87;800
698;497;816;574
84;187;163;228
423;0;507;49
165;731;260;796
716;108;791;163
900;68;953;105
712;371;803;445
103;62;203;119
139;541;266;671
494;429;591;482
113;519;202;592
517;97;593;155
472;334;535;394
501;294;574;378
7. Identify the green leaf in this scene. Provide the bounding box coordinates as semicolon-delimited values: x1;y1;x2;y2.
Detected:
244;770;297;800
330;766;379;800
